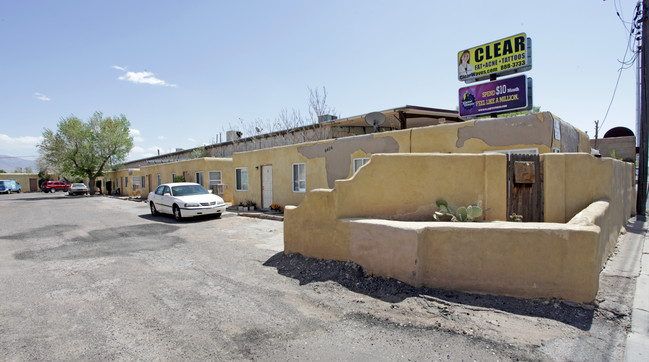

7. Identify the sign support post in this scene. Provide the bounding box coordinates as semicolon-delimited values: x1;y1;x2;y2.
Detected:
637;0;648;218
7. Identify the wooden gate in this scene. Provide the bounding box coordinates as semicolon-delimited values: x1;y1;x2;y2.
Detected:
507;154;543;222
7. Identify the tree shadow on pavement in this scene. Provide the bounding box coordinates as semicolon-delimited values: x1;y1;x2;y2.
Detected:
263;252;595;331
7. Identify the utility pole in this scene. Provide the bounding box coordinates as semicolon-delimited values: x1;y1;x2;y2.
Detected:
637;0;649;218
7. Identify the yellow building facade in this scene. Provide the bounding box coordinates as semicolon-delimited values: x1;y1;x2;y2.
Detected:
102;158;233;202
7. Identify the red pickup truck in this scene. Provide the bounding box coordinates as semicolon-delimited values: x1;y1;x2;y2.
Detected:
41;180;70;193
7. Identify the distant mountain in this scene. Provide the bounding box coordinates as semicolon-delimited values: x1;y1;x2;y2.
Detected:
0;155;38;173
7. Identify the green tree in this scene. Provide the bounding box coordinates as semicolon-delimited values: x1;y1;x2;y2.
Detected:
38;112;133;194
190;146;208;159
0;169;6;173
37;170;50;186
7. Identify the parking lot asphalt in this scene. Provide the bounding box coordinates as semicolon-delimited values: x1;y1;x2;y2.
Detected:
0;192;641;361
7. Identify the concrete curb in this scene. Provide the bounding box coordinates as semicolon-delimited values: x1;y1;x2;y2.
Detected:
626;217;649;361
236;211;284;221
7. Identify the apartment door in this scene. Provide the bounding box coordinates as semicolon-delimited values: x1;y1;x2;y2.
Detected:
261;165;273;209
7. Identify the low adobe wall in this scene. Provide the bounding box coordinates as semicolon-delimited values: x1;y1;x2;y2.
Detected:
345;201;614;303
284;153;635;303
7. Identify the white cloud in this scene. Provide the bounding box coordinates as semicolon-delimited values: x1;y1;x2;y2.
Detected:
188;138;196;143
0;134;43;155
113;65;176;87
127;145;167;160
34;92;51;101
129;129;143;142
157;135;167;140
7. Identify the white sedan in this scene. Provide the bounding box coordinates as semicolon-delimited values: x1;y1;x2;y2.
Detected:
148;182;227;221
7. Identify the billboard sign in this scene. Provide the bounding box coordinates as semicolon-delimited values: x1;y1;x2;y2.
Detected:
458;33;531;83
458;75;531;117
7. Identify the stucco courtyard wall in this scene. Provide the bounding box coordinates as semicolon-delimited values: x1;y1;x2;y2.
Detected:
344;201;609;303
284;153;635;302
284;153;508;261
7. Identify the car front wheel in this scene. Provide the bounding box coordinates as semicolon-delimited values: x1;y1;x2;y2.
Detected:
173;205;182;221
150;202;159;216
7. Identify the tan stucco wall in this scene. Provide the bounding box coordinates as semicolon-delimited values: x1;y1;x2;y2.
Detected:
285;153;508;260
411;112;588;154
333;153;507;220
543;153;635;223
591;136;636;162
345;215;602;303
284;153;634;303
0;173;39;192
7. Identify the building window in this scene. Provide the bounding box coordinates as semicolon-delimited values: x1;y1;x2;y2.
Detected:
292;163;306;192
157;174;161;186
125;177;128;188
171;173;176;183
132;176;141;190
141;176;145;188
236;168;248;191
353;158;370;174
209;171;222;187
195;172;204;186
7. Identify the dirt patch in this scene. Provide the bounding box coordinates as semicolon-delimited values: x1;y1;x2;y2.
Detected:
264;252;630;358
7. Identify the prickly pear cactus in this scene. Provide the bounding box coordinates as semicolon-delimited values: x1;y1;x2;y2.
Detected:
466;205;482;220
456;207;468;221
434;199;483;222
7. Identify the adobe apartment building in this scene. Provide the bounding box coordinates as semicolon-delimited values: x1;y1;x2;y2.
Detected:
103;109;591;211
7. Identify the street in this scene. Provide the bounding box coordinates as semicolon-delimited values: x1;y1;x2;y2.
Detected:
0;192;633;361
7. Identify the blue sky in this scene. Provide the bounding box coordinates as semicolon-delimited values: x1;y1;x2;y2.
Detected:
0;0;641;162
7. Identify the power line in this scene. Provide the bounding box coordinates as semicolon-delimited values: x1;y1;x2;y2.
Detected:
600;1;643;133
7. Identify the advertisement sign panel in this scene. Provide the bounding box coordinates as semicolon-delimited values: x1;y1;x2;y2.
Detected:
459;75;530;117
458;33;531;83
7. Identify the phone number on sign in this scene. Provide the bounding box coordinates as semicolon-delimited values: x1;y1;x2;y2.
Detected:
500;60;526;71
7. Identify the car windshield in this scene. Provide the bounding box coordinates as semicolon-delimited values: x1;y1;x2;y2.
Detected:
171;185;209;196
72;183;85;187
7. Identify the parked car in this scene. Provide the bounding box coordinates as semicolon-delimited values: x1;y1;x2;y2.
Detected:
68;183;89;196
148;182;227;221
0;180;21;194
41;180;70;193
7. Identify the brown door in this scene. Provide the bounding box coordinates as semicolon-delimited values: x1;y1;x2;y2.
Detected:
29;178;38;192
507;154;543;222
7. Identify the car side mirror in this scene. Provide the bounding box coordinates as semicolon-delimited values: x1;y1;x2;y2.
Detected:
163;192;171;196
209;190;213;194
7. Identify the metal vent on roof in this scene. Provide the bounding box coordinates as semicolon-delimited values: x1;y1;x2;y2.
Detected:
318;114;338;123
